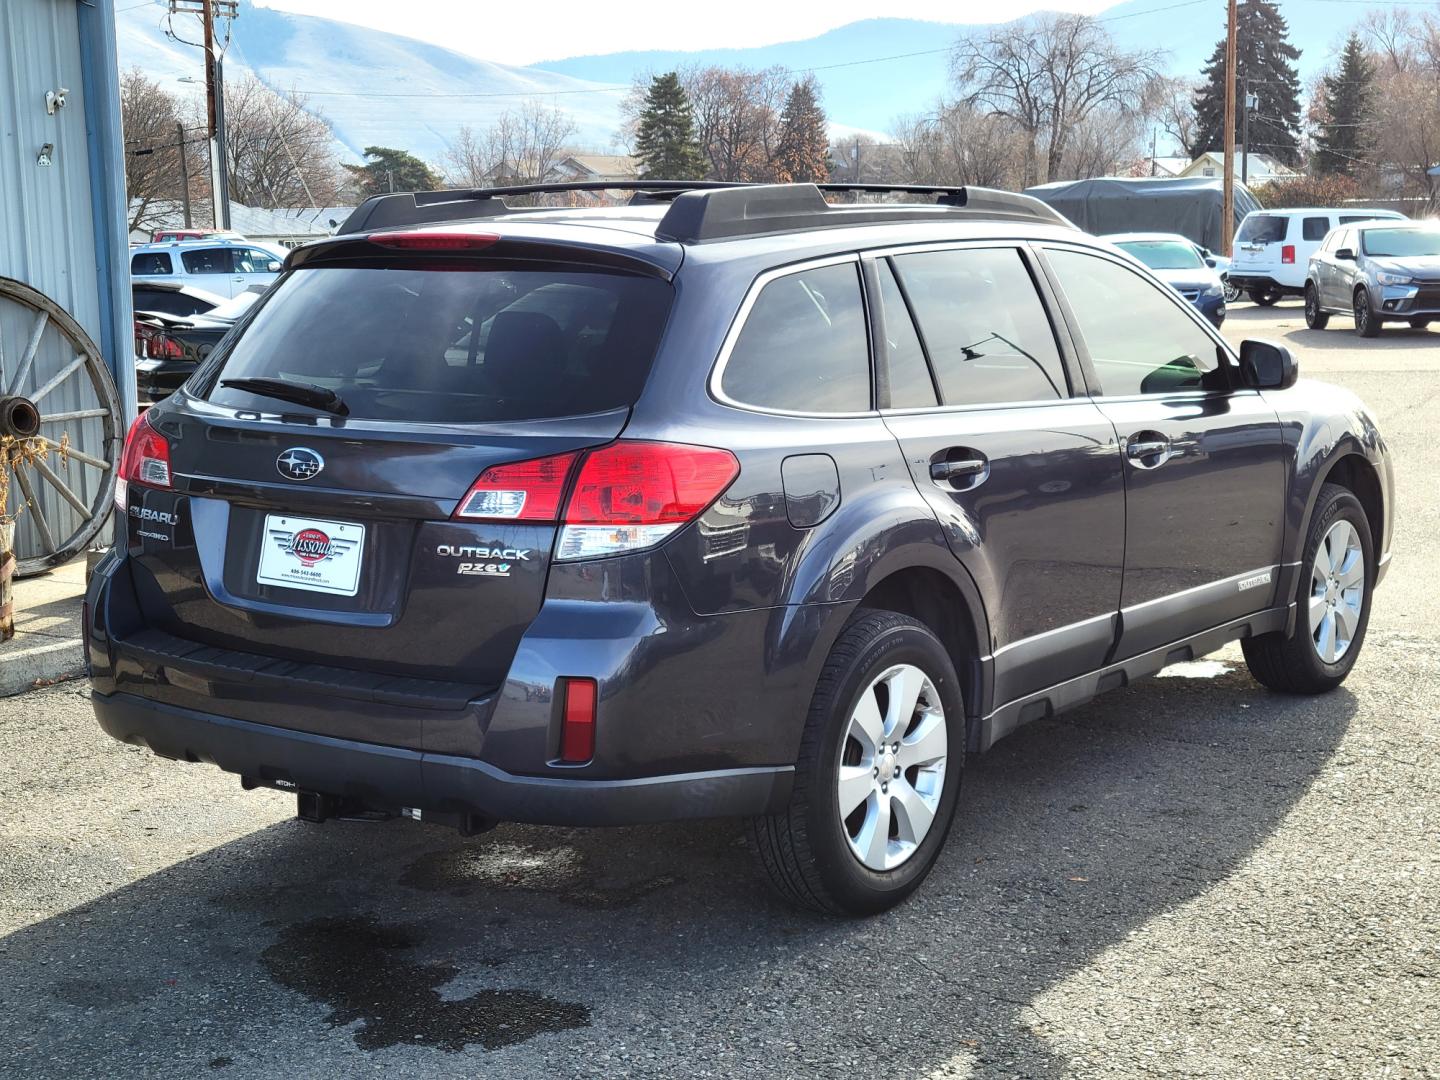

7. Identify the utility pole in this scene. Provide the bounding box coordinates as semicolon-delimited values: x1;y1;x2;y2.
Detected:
175;120;193;227
171;0;237;229
1221;0;1238;257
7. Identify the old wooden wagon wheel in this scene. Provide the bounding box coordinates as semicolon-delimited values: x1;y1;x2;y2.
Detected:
0;275;123;577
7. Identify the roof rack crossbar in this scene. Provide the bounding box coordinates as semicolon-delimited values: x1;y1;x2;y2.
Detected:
335;180;1074;241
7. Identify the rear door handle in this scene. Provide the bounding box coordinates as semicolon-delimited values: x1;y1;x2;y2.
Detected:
1125;433;1174;468
930;452;988;489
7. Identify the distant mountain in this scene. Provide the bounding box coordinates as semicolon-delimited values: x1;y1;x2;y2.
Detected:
115;0;1373;167
115;4;629;164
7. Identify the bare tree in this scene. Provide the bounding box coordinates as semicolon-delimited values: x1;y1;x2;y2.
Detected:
121;68;196;233
205;74;343;208
892;104;1028;188
443;103;577;190
1146;76;1200;160
952;14;1162;185
1362;13;1440;209
681;65;788;181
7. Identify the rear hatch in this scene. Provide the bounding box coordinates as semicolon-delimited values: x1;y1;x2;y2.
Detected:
1232;213;1289;275
118;234;675;686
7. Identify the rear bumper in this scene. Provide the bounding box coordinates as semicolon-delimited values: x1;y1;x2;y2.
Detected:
1230;274;1301;296
92;689;793;825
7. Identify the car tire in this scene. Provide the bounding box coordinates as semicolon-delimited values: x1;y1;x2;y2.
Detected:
1304;284;1330;330
1242;483;1374;694
1409;317;1432;329
748;609;965;916
1354;289;1382;337
1249;287;1281;306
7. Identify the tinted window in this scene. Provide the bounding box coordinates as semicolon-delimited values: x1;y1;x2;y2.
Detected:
205;264;673;423
721;262;870;413
131;252;172;276
1340;214;1395;225
181;247;233;274
1046;249;1223;397
875;260;936;409
1237;215;1287;243
132;286;215;317
892;248;1065;406
1302;217;1332;241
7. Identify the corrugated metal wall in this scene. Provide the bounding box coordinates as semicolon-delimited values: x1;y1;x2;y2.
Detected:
0;0;110;558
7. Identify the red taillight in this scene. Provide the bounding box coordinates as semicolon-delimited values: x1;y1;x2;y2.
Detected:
558;678;597;764
134;321;183;360
454;452;577;521
565;442;740;525
454;441;740;560
1281;245;1296;264
369;231;500;251
114;413;172;512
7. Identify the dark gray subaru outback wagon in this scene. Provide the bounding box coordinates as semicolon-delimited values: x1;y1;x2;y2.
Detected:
89;182;1394;914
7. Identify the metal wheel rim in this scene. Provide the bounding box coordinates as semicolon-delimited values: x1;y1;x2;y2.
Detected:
1306;288;1319;322
836;662;948;872
1310;519;1365;664
1354;294;1370;332
0;276;121;577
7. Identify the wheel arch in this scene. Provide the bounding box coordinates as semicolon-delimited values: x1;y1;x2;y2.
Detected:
1315;452;1385;561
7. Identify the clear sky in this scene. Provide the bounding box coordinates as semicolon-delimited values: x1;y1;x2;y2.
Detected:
251;0;1115;67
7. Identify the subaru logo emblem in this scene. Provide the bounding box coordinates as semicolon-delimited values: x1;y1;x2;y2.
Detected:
276;447;324;481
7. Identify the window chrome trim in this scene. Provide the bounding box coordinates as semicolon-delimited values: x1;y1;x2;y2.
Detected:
708;252;879;419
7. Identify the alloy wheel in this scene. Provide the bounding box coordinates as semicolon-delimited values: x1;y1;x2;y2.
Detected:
836;663;948;872
1310;519;1365;664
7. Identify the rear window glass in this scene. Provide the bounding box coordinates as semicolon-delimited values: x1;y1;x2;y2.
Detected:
132;252;172;276
1302;217;1332;241
203;264;673;423
133;287;213;317
1237;215;1287;244
721;262;870;413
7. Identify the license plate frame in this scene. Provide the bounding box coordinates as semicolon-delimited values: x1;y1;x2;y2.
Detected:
256;514;366;597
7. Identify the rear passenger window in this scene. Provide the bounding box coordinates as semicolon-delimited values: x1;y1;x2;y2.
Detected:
721;262;870;413
1302;217;1331;241
874;260;937;409
1237;215;1287;243
181;248;232;274
131;252;172;276
891;248;1066;406
1046;249;1223;397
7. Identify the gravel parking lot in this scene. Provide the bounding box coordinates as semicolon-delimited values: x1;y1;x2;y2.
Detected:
1;302;1435;1079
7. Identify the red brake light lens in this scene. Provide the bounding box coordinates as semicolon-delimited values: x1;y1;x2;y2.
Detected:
134;321;184;360
454;452;577;522
558;677;597;764
1281;244;1296;264
565;443;740;525
369;232;500;252
115;413;172;512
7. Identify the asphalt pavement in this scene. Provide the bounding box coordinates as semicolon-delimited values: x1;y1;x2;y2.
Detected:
0;302;1435;1079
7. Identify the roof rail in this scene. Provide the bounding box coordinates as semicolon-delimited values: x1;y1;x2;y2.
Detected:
335;180;1074;240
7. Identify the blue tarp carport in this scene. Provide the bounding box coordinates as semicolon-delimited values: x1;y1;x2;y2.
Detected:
1023;176;1261;251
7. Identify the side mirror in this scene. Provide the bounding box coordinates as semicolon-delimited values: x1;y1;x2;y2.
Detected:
1335;248;1356;261
1239;339;1298;391
1204;257;1218;268
266;261;283;273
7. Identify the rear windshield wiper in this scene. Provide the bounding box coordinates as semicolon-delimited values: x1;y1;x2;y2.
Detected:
219;376;349;416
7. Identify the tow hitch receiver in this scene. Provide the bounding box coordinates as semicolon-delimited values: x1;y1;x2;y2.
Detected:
295;790;391;824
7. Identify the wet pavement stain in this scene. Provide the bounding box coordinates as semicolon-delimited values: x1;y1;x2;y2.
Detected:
260;916;590;1052
399;841;681;909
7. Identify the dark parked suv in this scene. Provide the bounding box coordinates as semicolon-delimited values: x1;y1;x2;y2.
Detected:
89;182;1395;914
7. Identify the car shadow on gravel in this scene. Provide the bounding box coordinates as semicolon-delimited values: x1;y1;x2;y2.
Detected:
0;663;1354;1078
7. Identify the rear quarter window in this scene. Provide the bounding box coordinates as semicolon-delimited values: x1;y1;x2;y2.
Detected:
1237;215;1288;244
720;261;870;413
1302;217;1332;241
203;262;673;424
131;252;173;275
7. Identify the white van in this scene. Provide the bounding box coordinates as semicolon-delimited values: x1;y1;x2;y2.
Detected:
129;238;288;299
1229;207;1406;304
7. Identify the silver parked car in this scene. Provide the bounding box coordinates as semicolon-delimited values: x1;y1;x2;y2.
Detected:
1305;220;1440;337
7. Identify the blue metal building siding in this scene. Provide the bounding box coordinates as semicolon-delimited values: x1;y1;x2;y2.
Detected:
1;0;132;555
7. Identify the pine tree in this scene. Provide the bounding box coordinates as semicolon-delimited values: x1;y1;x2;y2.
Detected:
343;146;440;197
1189;0;1303;167
1315;34;1376;176
773;76;831;184
634;72;706;180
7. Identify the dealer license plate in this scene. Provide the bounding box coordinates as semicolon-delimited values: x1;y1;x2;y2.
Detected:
256;514;365;596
